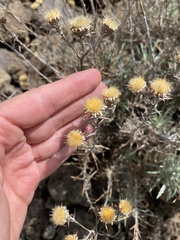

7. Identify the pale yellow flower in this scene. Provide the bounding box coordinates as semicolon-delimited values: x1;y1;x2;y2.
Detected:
64;234;79;240
99;206;116;224
67;0;75;6
103;16;119;32
31;2;39;9
119;199;133;215
19;74;28;82
150;78;171;96
44;8;61;25
85;97;105;117
128;76;146;93
50;205;69;226
66;130;85;149
103;86;121;102
69;15;92;29
36;0;43;4
69;15;92;36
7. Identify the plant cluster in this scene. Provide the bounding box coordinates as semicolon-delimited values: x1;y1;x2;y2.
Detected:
43;5;119;71
65;86;120;152
0;0;179;239
50;199;133;239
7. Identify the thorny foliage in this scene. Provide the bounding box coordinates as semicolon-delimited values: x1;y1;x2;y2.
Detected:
0;0;179;239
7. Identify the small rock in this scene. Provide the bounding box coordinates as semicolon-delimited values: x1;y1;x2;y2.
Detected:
48;164;88;207
0;67;11;87
42;224;56;240
0;1;31;40
0;49;26;82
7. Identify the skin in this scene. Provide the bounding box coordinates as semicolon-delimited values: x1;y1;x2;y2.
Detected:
0;69;105;240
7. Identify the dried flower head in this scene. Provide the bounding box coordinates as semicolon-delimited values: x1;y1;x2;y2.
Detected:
119;199;133;215
102;16;119;36
44;8;61;28
69;15;92;36
128;76;146;93
150;78;171;96
99;206;116;224
64;234;79;240
103;86;121;102
66;130;85;149
50;205;69;226
85;97;105;117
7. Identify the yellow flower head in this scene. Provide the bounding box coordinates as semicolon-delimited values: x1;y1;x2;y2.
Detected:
150;78;171;96
31;2;39;9
99;206;116;224
19;74;28;82
103;16;119;32
50;205;69;226
66;130;85;149
64;234;79;240
85;97;105;117
18;74;29;89
44;8;61;25
36;0;43;3
119;199;133;215
69;15;92;36
67;0;75;6
103;86;121;102
69;15;92;29
176;53;180;63
128;76;146;93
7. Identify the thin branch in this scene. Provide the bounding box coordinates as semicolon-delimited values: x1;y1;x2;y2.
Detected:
6;0;11;10
80;0;87;16
82;155;97;212
14;37;62;78
104;167;113;206
132;180;142;240
1;40;52;83
0;3;64;78
128;0;136;68
89;0;96;18
138;0;155;71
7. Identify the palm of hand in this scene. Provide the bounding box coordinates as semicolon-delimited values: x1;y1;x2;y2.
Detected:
0;69;104;240
1;121;40;239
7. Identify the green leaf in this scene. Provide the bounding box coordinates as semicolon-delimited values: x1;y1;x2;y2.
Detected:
156;184;166;199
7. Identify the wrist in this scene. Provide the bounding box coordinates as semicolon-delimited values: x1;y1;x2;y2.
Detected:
0;186;10;240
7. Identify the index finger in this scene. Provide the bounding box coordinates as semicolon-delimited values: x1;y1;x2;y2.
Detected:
0;69;102;129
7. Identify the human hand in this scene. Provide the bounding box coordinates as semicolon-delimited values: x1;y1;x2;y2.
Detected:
0;69;105;240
